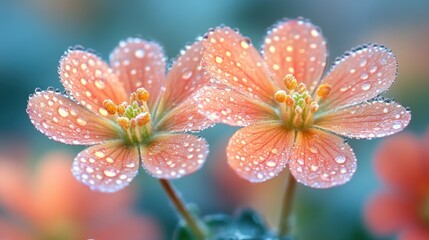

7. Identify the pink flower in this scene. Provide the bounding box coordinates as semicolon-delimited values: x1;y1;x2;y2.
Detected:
27;38;211;192
199;18;411;188
365;131;429;240
0;150;161;240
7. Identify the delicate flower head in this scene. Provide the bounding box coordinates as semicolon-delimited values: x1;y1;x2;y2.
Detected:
27;38;212;192
0;150;161;240
365;130;429;240
199;18;411;188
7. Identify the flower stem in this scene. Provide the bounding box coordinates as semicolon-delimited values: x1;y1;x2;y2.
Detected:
159;179;207;239
278;172;297;238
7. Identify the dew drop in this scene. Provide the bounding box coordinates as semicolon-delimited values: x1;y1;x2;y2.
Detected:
95;79;106;89
334;155;346;164
182;70;193;80
257;173;263;179
360;73;369;80
392;122;402;130
361;82;371;91
103;169;117;177
95;149;105;158
383;107;389;113
215;56;223;64
42;120;50;129
309;146;318;154
58;106;69;117
266;161;276;167
76;117;87;126
240;40;249;49
126;162;136;168
297;159;304;165
310;164;318;172
135;49;145;58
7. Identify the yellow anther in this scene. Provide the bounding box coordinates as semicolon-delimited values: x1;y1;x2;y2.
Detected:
129;92;137;103
117;117;131;129
136;88;150;102
274;90;287;103
283;74;297;90
316;83;332;98
117;103;126;115
296;83;307;94
102;99;117;114
136;112;151;126
310;102;319;112
285;95;295;107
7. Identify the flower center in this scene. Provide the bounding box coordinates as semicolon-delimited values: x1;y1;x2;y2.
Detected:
274;74;331;130
102;88;152;144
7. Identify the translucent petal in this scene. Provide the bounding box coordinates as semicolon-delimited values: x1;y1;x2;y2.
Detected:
159;40;210;112
227;123;295;182
194;85;278;127
365;192;413;236
72;140;139;193
320;44;397;109
110;38;166;108
27;91;120;145
202;27;277;103
315;101;411;139
59;50;127;114
155;94;214;133
141;134;208;179
263;19;327;92
289;129;357;188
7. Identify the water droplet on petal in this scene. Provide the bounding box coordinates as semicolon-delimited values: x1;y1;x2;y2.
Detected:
182;70;193;80
95;79;106;89
335;155;346;164
58;106;69;117
266;161;276;167
76;117;87;126
392;122;402;129
361;82;371;91
215;56;223;64
103;169;117;177
135;49;145;58
360;73;369;80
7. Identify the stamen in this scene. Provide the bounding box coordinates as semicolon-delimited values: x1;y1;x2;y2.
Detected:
283;74;297;90
136;88;150;101
310;102;319;113
296;83;306;94
274;90;287;103
136;112;151;126
117;117;130;129
316;83;332;98
285;95;295;107
102;99;117;114
117;102;126;115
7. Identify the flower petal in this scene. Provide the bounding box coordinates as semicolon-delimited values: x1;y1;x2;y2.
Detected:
195;85;278;127
110;38;166;108
289;129;357;188
159;40;209;112
401;228;429;240
59;50;127;114
155;94;214;132
27;91;120;145
227;123;295;182
320;44;397;109
202;27;277;103
374;133;428;197
72;140;139;193
315;101;411;139
263;19;327;92
365;192;413;236
141;134;208;179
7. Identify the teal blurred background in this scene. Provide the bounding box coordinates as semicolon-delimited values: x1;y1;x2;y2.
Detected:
1;0;429;239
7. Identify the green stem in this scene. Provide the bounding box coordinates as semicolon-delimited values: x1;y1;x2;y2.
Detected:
278;172;297;238
159;179;207;239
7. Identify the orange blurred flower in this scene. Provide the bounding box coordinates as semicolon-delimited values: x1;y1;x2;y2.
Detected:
0;150;161;240
365;131;429;240
27;38;211;192
199;18;411;188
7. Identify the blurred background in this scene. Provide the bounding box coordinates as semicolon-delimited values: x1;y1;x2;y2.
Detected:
1;0;429;239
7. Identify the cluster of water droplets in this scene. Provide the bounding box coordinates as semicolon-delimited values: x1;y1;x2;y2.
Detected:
27;88;117;145
71;144;139;193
